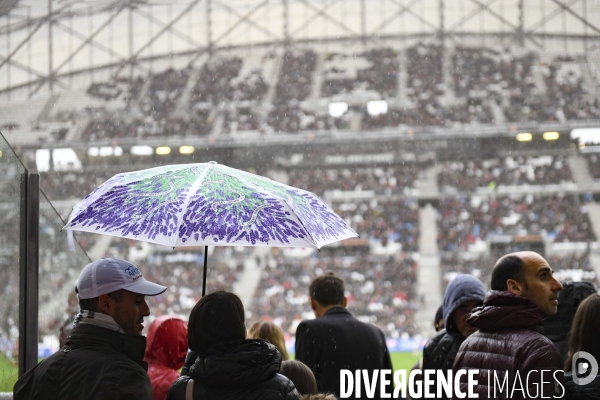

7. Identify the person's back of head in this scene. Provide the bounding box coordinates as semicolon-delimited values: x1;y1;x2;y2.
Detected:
280;360;318;396
544;281;596;360
248;320;289;360
188;290;246;355
565;293;600;371
309;272;345;306
491;255;525;291
145;316;188;369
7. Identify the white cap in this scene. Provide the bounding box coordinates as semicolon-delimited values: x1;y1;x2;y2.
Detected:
76;258;167;300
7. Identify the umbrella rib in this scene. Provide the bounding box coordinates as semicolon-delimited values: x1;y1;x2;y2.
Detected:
171;165;211;248
222;165;321;248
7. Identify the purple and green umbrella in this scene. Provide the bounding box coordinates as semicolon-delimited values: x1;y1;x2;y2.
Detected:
63;161;358;294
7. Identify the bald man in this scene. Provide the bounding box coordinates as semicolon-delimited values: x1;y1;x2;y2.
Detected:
452;252;565;399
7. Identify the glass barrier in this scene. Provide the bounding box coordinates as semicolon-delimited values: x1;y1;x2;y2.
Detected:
0;132;91;391
0;132;24;391
38;194;91;359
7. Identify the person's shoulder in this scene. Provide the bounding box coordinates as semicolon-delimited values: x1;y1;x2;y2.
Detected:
166;375;192;400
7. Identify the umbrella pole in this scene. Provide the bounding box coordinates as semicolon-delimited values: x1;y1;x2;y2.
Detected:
202;245;208;297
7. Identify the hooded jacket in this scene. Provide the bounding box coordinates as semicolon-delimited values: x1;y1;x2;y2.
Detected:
13;323;152;400
167;339;300;400
144;316;188;400
422;275;485;399
452;291;564;400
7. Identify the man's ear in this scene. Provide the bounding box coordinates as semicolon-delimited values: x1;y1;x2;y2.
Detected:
310;297;317;311
342;296;347;308
98;294;115;315
506;279;524;295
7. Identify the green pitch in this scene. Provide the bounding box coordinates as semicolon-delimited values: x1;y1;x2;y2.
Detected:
0;353;18;392
391;351;422;373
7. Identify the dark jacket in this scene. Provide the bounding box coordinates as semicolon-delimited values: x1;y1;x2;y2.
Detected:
144;316;188;400
452;291;564;399
295;307;393;399
13;323;152;400
167;339;299;400
563;372;600;400
422;274;485;399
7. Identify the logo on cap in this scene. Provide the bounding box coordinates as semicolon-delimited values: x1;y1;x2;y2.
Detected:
125;265;143;281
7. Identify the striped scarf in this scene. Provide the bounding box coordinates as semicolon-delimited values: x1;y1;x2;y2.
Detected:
74;309;125;334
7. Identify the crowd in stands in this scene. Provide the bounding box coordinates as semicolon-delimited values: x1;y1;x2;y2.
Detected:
437;194;596;252
249;252;418;338
72;43;599;140
287;165;419;195
87;76;145;104
321;48;399;98
440;251;597;292
585;153;600;180
438;155;574;191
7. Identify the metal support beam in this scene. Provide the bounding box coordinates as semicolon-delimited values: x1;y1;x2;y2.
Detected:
283;0;289;45
134;6;203;49
291;0;359;37
371;0;439;38
213;0;280;41
361;0;366;45
19;172;39;376
550;0;600;35
114;0;203;76
52;6;125;76
48;0;53;93
519;0;525;46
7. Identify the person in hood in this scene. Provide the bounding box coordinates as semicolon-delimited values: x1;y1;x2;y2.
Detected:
144;316;188;400
453;251;564;399
14;258;167;400
563;293;600;400
167;290;300;400
422;274;485;399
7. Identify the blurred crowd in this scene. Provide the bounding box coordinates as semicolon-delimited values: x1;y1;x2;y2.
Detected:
249;252;418;339
75;43;598;141
437;194;596;252
438;155;574;191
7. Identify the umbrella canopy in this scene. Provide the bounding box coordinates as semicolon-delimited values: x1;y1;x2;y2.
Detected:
64;162;357;249
64;162;358;294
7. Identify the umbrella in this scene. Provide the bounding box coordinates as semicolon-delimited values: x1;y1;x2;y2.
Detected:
63;161;358;295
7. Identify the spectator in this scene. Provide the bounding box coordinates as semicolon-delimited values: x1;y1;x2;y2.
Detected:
544;281;596;360
563;294;600;400
280;360;319;397
295;272;393;399
453;251;564;398
422;275;485;399
144;316;188;400
14;258;168;400
248;320;289;361
167;290;299;400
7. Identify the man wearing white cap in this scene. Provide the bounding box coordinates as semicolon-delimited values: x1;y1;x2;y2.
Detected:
14;258;167;400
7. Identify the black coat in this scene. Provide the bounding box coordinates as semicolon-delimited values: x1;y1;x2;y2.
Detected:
167;339;299;400
13;323;152;400
295;307;393;400
453;291;564;399
563;373;600;400
422;329;464;400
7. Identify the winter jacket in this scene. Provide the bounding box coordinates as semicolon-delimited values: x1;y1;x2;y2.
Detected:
452;291;564;399
167;338;300;400
563;372;600;400
13;323;152;400
422;274;485;399
144;316;188;400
